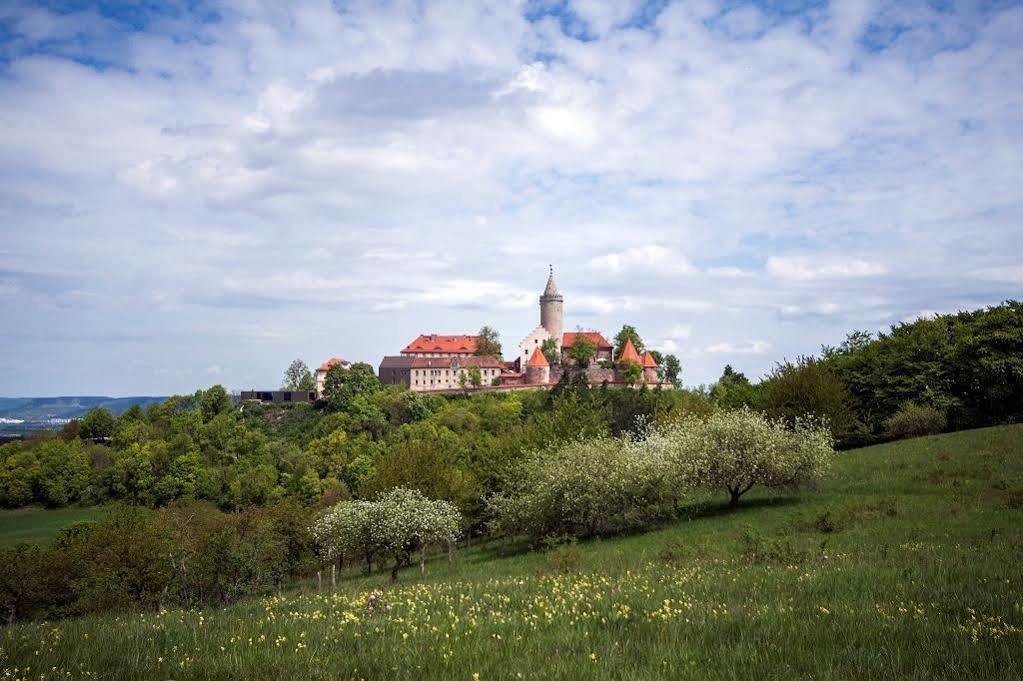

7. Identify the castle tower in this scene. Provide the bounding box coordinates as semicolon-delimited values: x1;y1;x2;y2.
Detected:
641;351;659;384
525;346;551;385
539;265;564;347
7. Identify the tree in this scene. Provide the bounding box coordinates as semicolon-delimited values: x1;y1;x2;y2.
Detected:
567;334;597;367
540;337;561;364
282;359;314;391
710;365;759;409
79;408;115;441
618;360;643;385
475;326;503;358
668;408;834;508
313;489;460;582
324;363;381;412
614;325;644;358
200;386;232;423
467;365;483;389
761;357;864;446
488;434;676;544
660;354;682;385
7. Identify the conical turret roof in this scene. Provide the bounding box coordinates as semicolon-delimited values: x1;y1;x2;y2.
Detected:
617;338;641;364
541;266;562;299
527;346;549;367
641;351;657;368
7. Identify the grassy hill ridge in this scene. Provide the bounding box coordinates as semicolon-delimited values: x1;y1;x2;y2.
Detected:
2;425;1021;679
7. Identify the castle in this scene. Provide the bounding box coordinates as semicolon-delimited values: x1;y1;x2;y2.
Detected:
376;268;663;393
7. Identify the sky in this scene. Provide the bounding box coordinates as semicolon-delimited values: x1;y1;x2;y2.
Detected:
0;0;1021;396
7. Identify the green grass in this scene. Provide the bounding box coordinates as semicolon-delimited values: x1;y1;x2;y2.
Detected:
0;506;102;546
3;425;1022;679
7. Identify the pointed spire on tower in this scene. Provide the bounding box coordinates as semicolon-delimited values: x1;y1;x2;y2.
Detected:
542;265;561;299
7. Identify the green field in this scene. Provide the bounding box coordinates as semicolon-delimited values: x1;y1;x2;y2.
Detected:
2;425;1021;679
0;506;102;546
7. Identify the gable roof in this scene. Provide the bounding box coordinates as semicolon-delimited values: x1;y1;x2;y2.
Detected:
562;331;613;350
618;339;641;364
641;351;657;368
316;358;348;372
527;346;549;367
401;334;479;354
410;355;505;369
379;355;415;370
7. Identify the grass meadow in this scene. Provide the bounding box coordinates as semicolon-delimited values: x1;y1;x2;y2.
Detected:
0;506;102;547
2;425;1021;679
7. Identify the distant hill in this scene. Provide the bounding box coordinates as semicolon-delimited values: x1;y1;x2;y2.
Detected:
0;396;168;423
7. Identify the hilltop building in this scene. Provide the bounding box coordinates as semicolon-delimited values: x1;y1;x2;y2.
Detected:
379;355;504;390
315;358;350;399
377;268;666;393
401;334;479;358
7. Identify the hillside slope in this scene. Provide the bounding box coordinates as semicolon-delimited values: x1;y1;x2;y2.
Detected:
2;425;1021;679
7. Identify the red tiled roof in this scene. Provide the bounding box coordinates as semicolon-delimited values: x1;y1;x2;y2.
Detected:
527;347;549;367
641;351;657;368
410;356;504;369
562;331;612;350
618;339;641;364
317;358;348;372
401;334;479;354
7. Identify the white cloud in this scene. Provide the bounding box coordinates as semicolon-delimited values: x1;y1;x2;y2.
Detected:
766;256;887;281
701;340;771;355
707;266;753;278
667;324;692;339
588;245;696;276
0;0;1020;393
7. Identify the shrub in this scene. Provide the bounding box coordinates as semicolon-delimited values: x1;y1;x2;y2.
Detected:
487;434;676;544
884;403;947;440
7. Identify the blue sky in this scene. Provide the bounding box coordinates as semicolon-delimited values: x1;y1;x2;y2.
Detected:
1;0;1021;396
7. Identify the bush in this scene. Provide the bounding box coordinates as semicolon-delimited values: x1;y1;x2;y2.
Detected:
884;403;947;440
487;435;676;544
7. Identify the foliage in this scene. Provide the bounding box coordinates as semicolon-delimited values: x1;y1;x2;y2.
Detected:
659;353;681;385
474;326;503;358
760;357;866;447
200;385;232;423
80;407;115;441
540;337;561;364
488;435;677;544
467;365;483;389
618;360;643;385
324;362;382;412
671;408;835;507
884;403;947;440
709;365;759;409
823;301;1023;434
282;359;315;391
2;426;1023;678
313;488;460;581
613;324;644;357
567;334;597;367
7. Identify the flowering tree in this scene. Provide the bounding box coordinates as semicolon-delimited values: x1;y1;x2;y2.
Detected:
311;500;380;575
672;408;835;507
488;435;677;544
373;487;461;581
312;488;461;583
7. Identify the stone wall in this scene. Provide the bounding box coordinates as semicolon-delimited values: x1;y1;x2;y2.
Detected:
549;366;616;384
